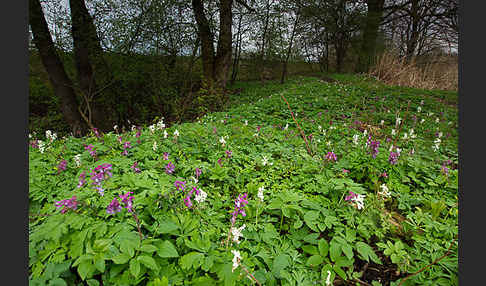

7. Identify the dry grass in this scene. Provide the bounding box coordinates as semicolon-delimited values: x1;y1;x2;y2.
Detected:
369;51;458;91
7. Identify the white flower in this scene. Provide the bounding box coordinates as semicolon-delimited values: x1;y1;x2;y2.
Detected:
163;130;168;138
389;145;394;152
363;129;367;136
353;134;359;145
410;148;415;155
221;119;224;123
380;120;384;125
391;129;396;136
438;132;443;138
420;118;425;124
330;126;336;130
73;154;82;167
38;140;45;153
420;100;424;105
434;138;441;144
284;123;289;130
432;144;440;152
191;176;199;184
417;106;422;112
396;117;402;126
194;189;207;204
448;121;453;125
257;186;265;202
325;270;332;286
46;130;57;142
157;119;165;130
244;120;248;126
148;124;156;134
428;112;434;117
219;136;226;146
353;193;366;210
231;224;246;244
262;156;273;166
379;184;391;198
318;125;322;132
231;250;241;272
326;141;331;147
403;133;408;139
253;133;259;137
29;133;32;139
131;125;137;131
435;117;440;123
409;128;416;138
152;141;157;151
113;125;118;132
396;148;401;155
173;129;179;137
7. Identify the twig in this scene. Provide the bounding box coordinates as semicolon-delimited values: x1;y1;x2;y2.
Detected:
280;94;313;156
353;278;372;286
397;237;457;286
131;212;144;241
240;264;262;286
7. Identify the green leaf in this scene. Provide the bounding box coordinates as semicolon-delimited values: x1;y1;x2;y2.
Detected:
306;255;324;267
48;278;67;286
93;255;106;272
356;242;382;264
77;260;95;280
180;252;204;270
341;242;354;260
129;259;141;277
157;220;179;234
329;240;342;262
112;252;132;264
302;245;319;255
86;279;100;286
137;255;159;270
333;265;347;280
272;254;290;278
157;240;179;258
318;239;329;257
139;244;158;253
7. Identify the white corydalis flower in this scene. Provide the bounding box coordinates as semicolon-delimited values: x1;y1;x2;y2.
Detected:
379;184;391;198
219;136;226;146
391;129;396;136
148;124;156;134
257;186;264;202
318;125;322;132
284;123;289;130
353;193;366;210
380;120;384;125
163;130;168;138
73;154;82;167
363;129;367;136
231;250;241;272
194;189;207;204
173;129;179;138
396;117;402;126
156;118;165;130
244;120;248;126
152;141;157;151
231;224;246;244
113;125;118;132
417;106;422;112
403;133;408;139
435;117;440;123
45;130;57;142
420;118;425;124
262;156;273;166
325;270;332;286
352;134;359;145
38;140;45;153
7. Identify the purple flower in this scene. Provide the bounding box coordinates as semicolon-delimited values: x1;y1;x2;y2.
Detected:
90;163;113;196
388;151;399;165
55;196;78;214
381;171;388;178
225;150;232;158
345;191;357;201
166;162;175;174
57;159;67;174
325;151;337;162
92;128;102;138
367;137;380;159
174;180;186;191
441;163;449;176
119;191;134;212
163;152;169;160
131;162;141;173
231;193;249;224
85;144;97;158
77;171;86;188
213;127;217;134
217;158;223;166
118;136;123;143
107;198;122;214
122;141;132;156
342;169;350;174
195;167;202;179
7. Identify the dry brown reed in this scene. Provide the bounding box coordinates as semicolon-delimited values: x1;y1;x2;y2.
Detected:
369;50;458;91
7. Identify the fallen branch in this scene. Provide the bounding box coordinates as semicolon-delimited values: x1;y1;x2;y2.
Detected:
280;93;313;156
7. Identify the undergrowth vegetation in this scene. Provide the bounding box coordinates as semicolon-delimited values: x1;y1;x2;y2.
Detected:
29;75;458;286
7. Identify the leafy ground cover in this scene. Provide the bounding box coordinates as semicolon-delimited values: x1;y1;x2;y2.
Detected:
29;74;458;286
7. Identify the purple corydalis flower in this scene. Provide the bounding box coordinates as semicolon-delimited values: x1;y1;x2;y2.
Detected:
381;171;388;178
55;196;78;214
118;136;123;143
368;138;380;159
231;193;249;224
90;163;113;196
342;169;350;174
92;128;102;138
217;158;223;166
225;150;232;158
345;191;357;201
57;159;67;174
107;198;122;214
388;151;399;165
213;127;217;134
131;162;141;173
77;171;86;188
326;151;337;162
163;152;169;160
174;180;186;191
85;144;97;158
195;167;202;179
166;162;175;174
119;191;134;212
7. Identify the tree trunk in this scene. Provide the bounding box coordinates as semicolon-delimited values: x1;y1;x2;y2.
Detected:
70;0;114;131
357;0;385;73
405;0;420;61
231;11;244;85
259;0;272;77
29;0;85;136
281;8;300;84
192;0;233;90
